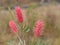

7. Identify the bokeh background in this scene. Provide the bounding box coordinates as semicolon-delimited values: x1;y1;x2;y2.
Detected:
0;0;60;45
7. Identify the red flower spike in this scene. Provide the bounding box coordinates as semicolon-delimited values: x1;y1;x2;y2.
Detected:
15;6;23;23
9;20;18;33
33;20;44;38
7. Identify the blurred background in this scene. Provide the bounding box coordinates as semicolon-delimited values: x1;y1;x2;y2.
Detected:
0;0;60;45
0;0;60;8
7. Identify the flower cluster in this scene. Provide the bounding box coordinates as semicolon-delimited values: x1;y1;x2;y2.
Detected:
9;20;18;33
9;6;44;38
15;6;23;23
33;20;44;38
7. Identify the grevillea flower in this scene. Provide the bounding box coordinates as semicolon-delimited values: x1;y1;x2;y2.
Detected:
9;20;18;33
15;6;23;23
33;20;44;38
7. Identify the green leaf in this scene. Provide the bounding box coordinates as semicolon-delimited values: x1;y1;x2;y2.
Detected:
23;26;30;32
23;24;30;32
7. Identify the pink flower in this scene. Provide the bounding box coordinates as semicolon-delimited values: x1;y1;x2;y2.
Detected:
15;6;23;23
33;20;44;38
9;20;18;33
